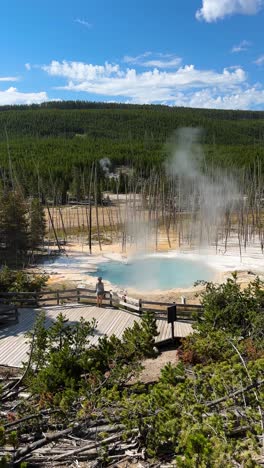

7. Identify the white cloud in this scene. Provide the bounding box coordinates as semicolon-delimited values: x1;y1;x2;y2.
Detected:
25;63;31;71
123;52;151;63
231;40;251;53
171;87;264;110
196;0;263;22
254;55;264;65
0;76;19;82
40;58;264;110
74;18;92;28
43;60;246;105
0;87;48;105
42;60;121;81
124;52;182;69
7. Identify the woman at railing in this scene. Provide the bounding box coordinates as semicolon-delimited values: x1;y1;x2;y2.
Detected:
95;277;105;308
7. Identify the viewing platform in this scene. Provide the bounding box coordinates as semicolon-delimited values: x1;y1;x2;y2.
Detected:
0;303;193;368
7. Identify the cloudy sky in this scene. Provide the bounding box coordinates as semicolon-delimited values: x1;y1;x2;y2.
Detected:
1;0;264;109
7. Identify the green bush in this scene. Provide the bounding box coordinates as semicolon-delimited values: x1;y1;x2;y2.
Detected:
0;266;48;293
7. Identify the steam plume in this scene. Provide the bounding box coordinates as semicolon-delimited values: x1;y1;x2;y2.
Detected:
165;128;239;245
99;157;111;176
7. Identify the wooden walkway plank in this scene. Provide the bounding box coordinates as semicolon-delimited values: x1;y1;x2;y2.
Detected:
0;304;193;368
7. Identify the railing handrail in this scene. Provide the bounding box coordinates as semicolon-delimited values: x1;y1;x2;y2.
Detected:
0;288;203;316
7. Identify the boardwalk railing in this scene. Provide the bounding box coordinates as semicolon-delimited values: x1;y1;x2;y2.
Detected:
0;289;203;321
0;289;113;307
140;300;203;320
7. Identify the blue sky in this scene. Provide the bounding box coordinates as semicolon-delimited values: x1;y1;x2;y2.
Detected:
1;0;264;109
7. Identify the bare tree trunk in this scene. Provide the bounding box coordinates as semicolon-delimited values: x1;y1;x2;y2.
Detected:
88;164;94;254
94;166;102;251
47;205;62;253
58;207;67;243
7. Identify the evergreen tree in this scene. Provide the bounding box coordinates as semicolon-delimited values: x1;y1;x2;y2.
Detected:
29;198;46;250
0;191;29;265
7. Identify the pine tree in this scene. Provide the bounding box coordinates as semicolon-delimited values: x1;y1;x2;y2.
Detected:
0;191;29;265
29;198;46;250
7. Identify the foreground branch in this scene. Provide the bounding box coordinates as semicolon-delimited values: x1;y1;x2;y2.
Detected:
206;379;264;408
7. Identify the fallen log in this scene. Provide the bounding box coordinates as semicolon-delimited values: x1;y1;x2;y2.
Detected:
52;432;125;461
52;429;138;462
13;426;74;464
4;409;60;429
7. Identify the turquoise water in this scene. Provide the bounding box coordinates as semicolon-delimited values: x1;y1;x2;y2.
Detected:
89;256;214;291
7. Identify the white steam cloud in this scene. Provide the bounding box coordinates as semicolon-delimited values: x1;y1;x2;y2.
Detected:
99;157;111;176
165;128;239;245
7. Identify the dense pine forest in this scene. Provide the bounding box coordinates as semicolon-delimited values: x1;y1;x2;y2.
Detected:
0;101;264;265
0;101;264;201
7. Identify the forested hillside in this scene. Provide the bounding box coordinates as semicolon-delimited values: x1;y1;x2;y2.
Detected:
0;101;264;200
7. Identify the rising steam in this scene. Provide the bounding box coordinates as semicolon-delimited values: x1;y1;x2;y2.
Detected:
165;128;240;245
122;127;240;257
99;157;111;176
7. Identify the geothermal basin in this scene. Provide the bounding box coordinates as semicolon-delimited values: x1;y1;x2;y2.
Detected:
43;239;264;295
89;256;215;291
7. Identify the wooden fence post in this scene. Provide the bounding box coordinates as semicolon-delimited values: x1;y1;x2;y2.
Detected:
56;291;60;305
77;289;80;303
139;298;142;315
168;303;177;342
109;291;113;307
15;306;18;323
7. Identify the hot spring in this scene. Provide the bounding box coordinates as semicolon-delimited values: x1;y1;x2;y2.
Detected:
89;256;215;291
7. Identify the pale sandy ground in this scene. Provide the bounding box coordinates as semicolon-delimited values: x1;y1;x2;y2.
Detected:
40;234;264;304
129;348;179;384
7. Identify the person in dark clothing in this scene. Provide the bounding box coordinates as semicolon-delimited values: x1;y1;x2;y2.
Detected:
96;277;105;307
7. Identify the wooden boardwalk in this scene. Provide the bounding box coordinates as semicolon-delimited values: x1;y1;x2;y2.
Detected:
0;304;193;368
